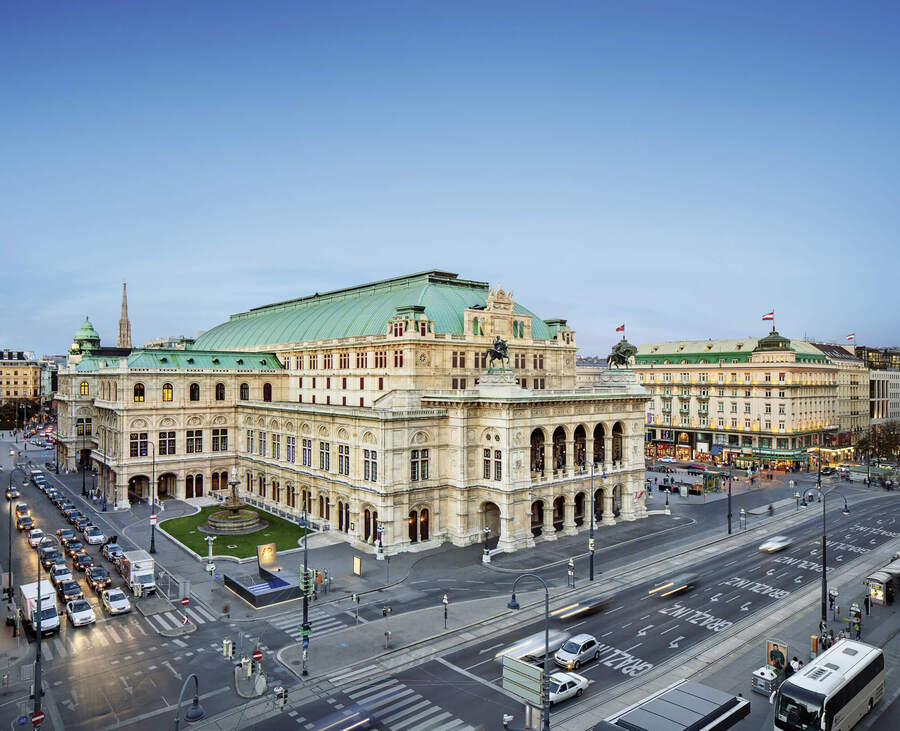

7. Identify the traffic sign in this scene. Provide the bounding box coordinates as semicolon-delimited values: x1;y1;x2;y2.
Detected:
31;711;45;726
181;614;188;625
181;597;190;606
150;515;158;526
17;715;27;727
252;649;263;662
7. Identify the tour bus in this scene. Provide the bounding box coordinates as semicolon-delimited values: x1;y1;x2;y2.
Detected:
774;639;884;731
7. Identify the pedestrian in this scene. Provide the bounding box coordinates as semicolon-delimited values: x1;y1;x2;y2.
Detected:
783;661;794;680
828;629;835;648
222;602;230;619
790;656;800;673
855;622;861;640
864;595;870;616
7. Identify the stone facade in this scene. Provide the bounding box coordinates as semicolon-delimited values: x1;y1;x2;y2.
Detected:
56;271;649;555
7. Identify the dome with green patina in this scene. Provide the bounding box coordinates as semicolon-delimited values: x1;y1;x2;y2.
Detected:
193;271;557;350
71;317;101;353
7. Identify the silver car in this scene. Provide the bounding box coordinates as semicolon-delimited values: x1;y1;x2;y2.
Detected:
555;633;600;670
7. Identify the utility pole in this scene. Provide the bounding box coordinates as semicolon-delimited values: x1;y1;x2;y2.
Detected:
300;502;310;677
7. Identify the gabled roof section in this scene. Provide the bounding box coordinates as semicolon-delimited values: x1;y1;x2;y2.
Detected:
635;337;828;364
192;271;554;349
75;349;282;371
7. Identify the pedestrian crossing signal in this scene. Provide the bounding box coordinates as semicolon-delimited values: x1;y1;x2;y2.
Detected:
222;638;233;658
300;568;316;597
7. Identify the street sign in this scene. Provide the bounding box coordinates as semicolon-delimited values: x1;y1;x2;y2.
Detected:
181;614;189;625
252;649;263;662
17;715;27;727
31;711;45;726
502;655;543;707
181;597;190;606
149;515;157;526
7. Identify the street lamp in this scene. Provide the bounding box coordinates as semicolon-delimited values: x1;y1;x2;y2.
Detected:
299;498;310;677
148;440;157;554
803;484;851;636
173;674;205;730
507;574;551;731
80;423;87;496
588;462;606;582
483;526;491;562
727;467;733;535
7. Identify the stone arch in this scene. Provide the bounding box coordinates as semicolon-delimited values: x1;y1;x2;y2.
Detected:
157;472;176;498
410;430;430;445
187;416;202;427
244;416;255;426
128;474;150;501
337;427;349;442
318;425;330;437
612;484;623;516
285;421;294;431
269;419;280;430
212;415;227;425
552;495;565;532
593;423;606;464
482;501;501;544
552;426;567;471
301;422;312;435
257;417;266;427
530;428;546;474
159;417;176;428
573;424;587;470
574;491;586;525
362;431;377;445
612;422;624;464
76;406;93;417
129;418;148;429
263;382;272;402
530;500;544;536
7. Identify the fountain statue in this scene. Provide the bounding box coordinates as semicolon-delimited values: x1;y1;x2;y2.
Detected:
204;467;265;534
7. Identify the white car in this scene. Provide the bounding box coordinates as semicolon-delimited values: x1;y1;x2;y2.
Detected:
66;599;96;627
49;564;73;586
101;589;131;615
83;526;106;545
28;529;45;548
548;672;588;705
759;536;793;553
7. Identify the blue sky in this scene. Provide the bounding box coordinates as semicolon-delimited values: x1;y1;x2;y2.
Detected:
2;1;898;356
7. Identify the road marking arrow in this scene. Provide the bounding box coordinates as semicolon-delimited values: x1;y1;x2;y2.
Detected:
162;661;182;681
669;636;685;648
119;677;133;696
836;555;844;562
766;569;776;576
795;576;804;584
870;540;877;545
637;625;654;637
710;593;722;602
741;602;752;611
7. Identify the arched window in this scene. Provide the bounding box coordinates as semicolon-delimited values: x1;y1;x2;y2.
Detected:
162;383;173;402
473;317;479;336
263;383;272;402
239;383;249;400
133;383;145;402
215;383;225;401
79;381;89;396
189;383;200;401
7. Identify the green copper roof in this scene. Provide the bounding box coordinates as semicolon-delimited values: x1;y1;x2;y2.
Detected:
75;349;282;371
73;317;100;344
193;271;554;349
635;336;827;364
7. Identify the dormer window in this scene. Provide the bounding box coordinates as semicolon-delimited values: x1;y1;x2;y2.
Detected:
186;357;194;364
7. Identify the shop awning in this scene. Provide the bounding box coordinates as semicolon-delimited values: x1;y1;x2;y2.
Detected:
710;446;723;456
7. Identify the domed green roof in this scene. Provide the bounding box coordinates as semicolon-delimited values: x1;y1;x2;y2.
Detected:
73;317;101;350
193;271;555;350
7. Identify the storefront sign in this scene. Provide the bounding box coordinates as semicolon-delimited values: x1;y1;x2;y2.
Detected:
678;432;690;443
696;442;709;453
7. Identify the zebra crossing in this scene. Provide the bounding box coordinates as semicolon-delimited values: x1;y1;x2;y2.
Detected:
38;616;147;661
268;607;349;642
142;603;218;632
344;677;477;731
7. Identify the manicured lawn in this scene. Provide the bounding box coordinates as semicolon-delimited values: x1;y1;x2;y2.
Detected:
160;504;309;559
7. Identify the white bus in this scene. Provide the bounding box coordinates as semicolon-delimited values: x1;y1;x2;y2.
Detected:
774;639;884;731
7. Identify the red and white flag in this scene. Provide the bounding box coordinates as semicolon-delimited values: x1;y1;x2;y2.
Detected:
846;333;855;341
615;324;625;332
761;311;774;321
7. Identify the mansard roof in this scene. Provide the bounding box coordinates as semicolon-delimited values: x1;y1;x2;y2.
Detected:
75;348;282;371
192;271;554;350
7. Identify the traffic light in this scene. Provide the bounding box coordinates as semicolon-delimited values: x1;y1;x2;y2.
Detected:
241;657;252;677
222;638;233;659
299;568;316;597
134;582;143;598
274;685;287;710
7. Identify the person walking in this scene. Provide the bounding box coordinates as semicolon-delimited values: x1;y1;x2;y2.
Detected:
854;621;861;640
864;595;870;616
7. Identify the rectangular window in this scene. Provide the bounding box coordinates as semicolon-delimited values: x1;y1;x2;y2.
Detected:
272;433;281;460
374;351;387;368
778;372;785;383
364;449;377;482
323;353;333;369
320;442;330;471
540;378;545;389
342;377;347;389
326;377;331;389
452;351;458;368
158;431;176;455
129;432;148;457
286;436;295;463
731;418;737;428
744;403;751;414
765;420;772;430
302;438;312;466
378;377;384;390
342;396;347;406
212;428;228;452
494;450;502;481
411;448;429;481
298;377;303;388
339;353;349;369
359;377;364;389
718;418;724;427
765;403;772;413
778;404;786;415
259;431;266;457
309;354;318;369
394;350;404;367
730;402;737;413
247;430;254;453
338;444;350;476
483;448;491;480
356;352;367;368
186;429;203;454
297;354;304;369
360;397;364;406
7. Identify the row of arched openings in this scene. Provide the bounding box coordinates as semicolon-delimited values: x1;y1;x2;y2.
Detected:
530;424;623;474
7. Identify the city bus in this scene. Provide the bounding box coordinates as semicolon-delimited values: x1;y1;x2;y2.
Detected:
774;639;884;731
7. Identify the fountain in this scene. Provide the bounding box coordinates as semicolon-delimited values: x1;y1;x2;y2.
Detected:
204;468;265;534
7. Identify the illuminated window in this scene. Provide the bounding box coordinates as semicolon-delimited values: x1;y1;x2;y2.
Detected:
162;383;173;402
79;381;89;396
133;383;145;402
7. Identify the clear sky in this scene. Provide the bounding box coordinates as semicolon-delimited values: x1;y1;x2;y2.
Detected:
3;1;898;357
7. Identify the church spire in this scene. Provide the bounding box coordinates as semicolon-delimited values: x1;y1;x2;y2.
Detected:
117;281;132;349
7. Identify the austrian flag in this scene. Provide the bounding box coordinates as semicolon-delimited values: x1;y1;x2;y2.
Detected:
762;311;775;321
616;324;625;332
846;333;855;341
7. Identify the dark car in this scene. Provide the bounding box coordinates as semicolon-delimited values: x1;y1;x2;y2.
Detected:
62;505;78;519
87;567;111;592
5;487;20;500
57;579;83;602
74;553;94;572
101;541;123;563
40;548;63;570
44;462;56;471
14;504;31;519
65;540;87;559
16;515;34;531
68;511;85;526
821;467;837;476
74;516;91;532
57;528;76;544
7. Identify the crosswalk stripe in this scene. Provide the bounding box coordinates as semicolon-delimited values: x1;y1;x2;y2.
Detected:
193;605;216;622
41;642;53;661
186;609;206;625
93;629;109;646
382;700;431;725
407;711;452;731
107;624;122;643
353;682;407;706
153;613;174;630
392;707;444;730
53;637;67;657
347;679;398;700
367;688;416;712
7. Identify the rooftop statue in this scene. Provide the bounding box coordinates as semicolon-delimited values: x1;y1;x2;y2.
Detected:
608;337;637;369
485;336;510;369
